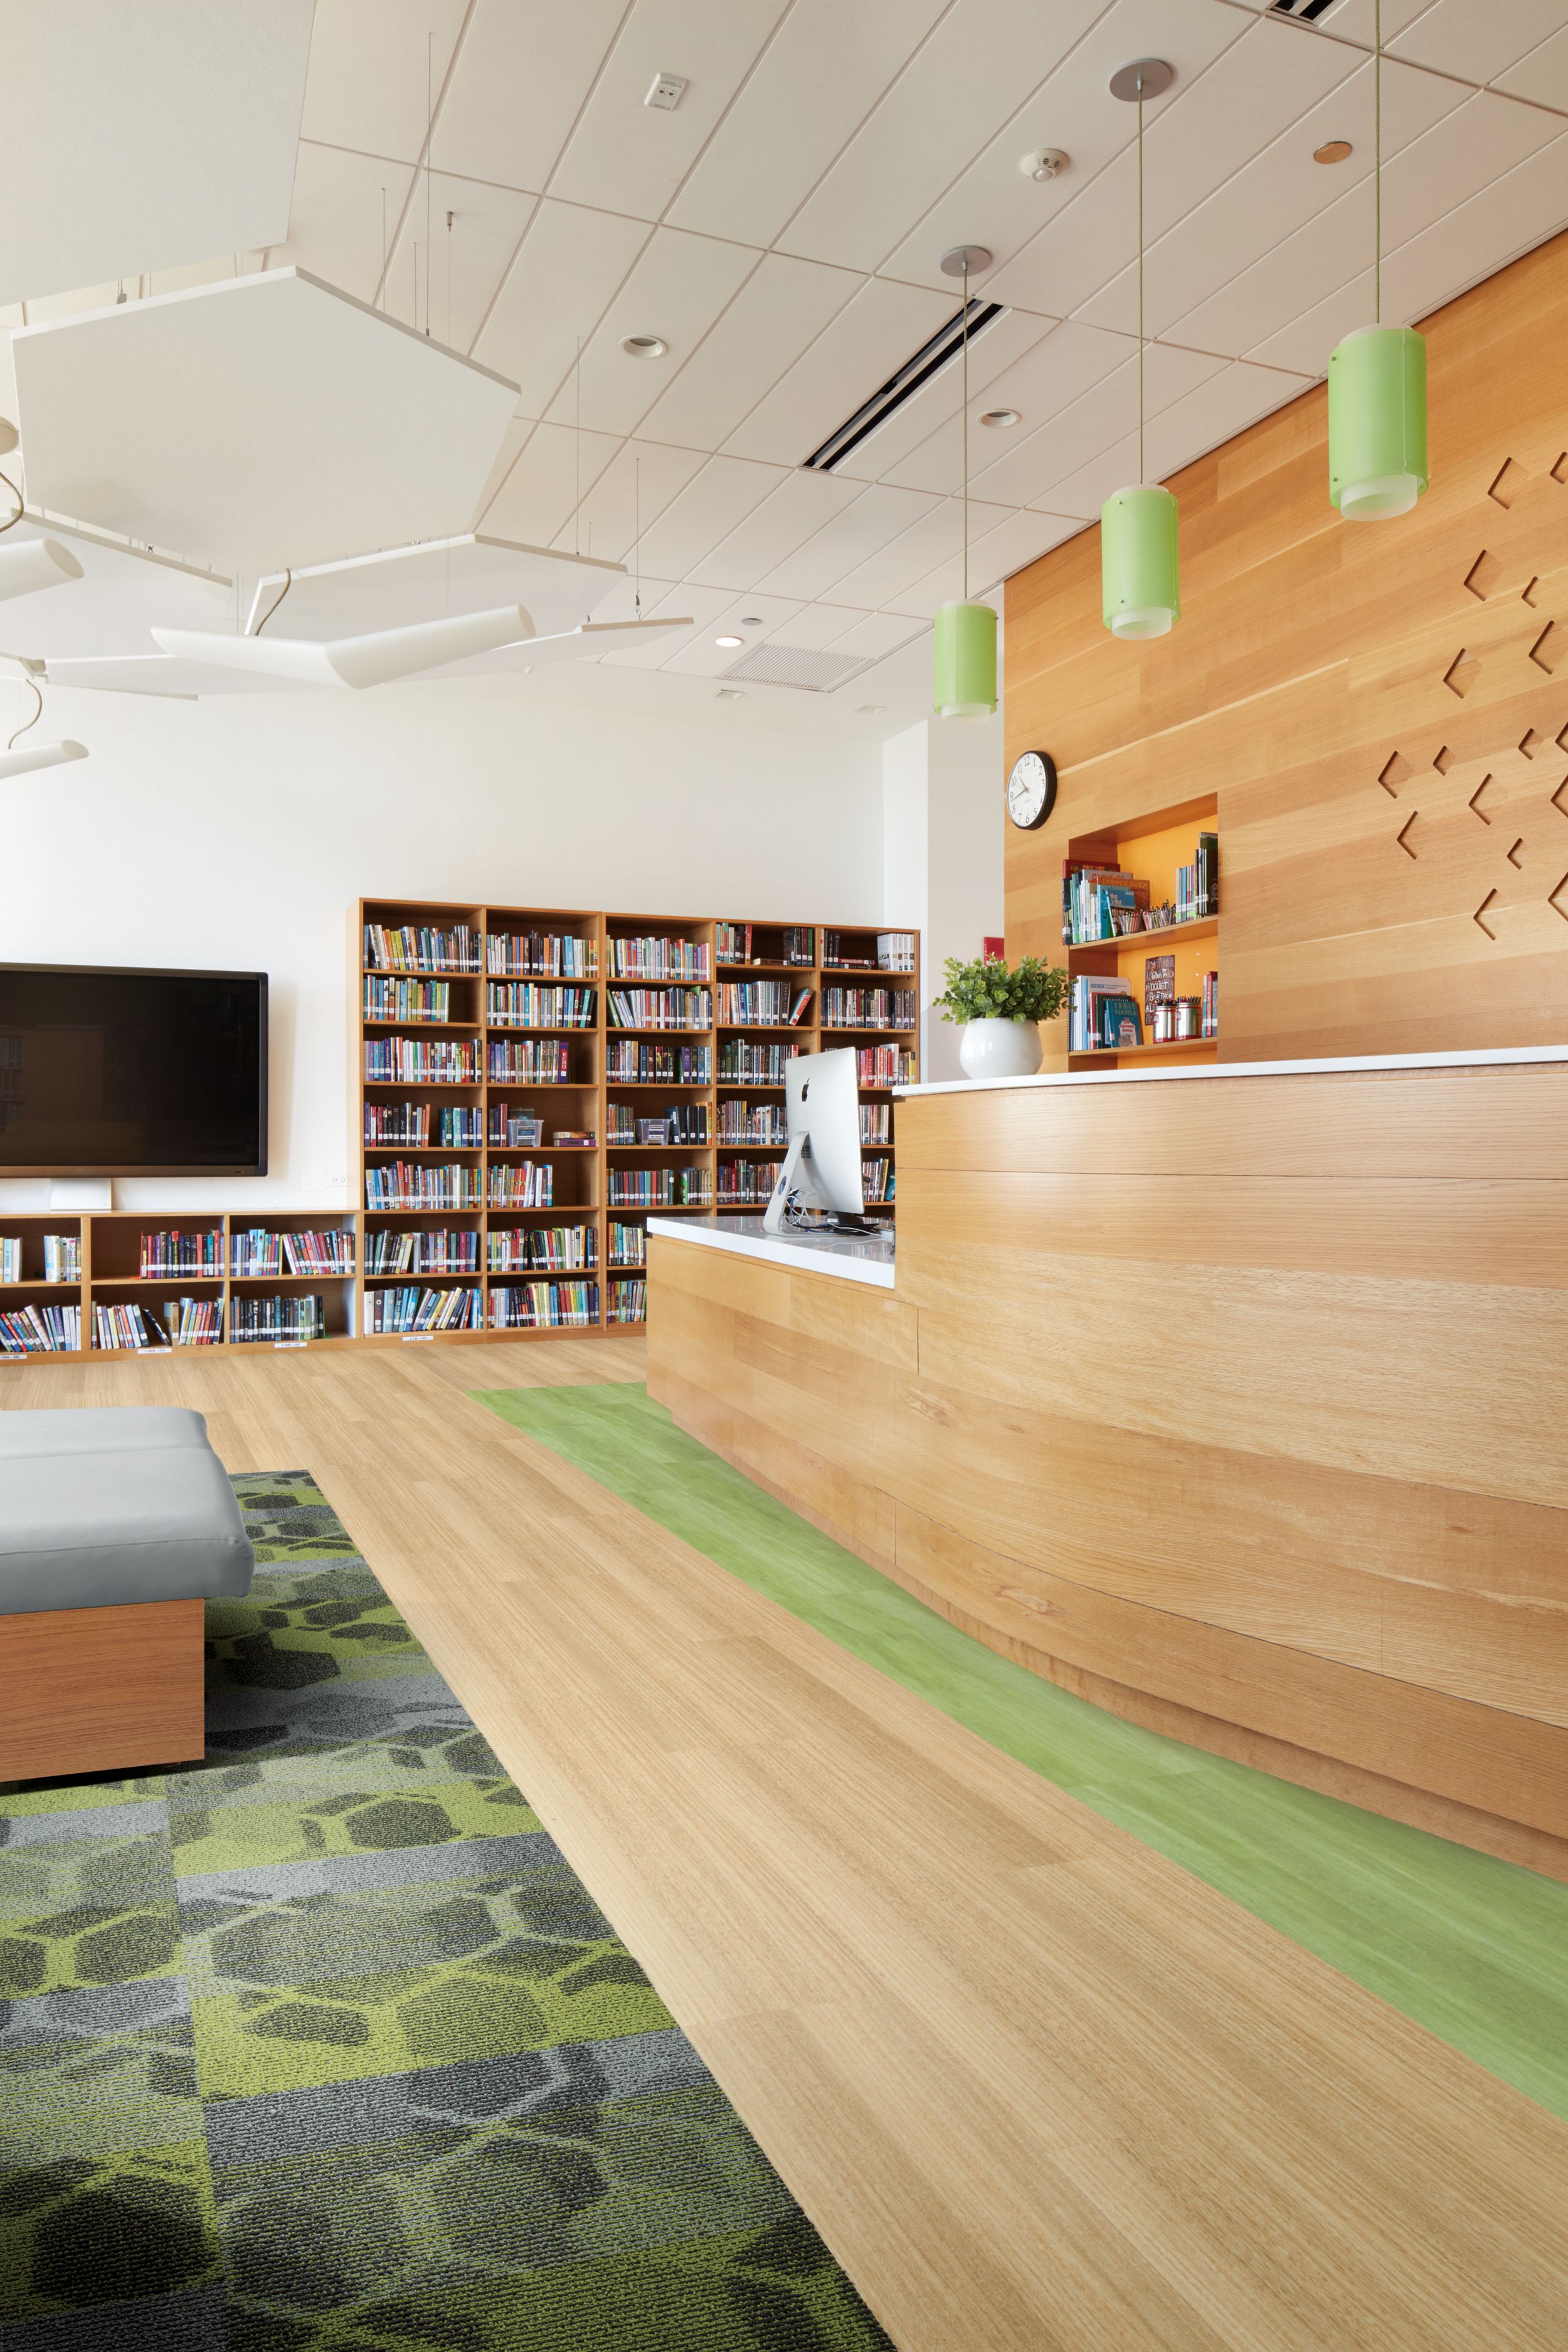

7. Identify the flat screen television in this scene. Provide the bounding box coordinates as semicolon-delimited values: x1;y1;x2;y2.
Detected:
0;964;267;1175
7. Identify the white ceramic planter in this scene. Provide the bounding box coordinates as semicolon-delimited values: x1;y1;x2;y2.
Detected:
958;1017;1044;1081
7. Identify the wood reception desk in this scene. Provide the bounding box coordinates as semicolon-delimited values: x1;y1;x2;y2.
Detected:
647;1049;1568;1879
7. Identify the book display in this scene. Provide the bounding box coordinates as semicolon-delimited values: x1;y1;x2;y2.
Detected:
356;898;919;1340
1061;802;1221;1069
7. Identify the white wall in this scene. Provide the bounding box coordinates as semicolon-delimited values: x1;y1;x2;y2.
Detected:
0;676;885;1209
882;712;1005;1082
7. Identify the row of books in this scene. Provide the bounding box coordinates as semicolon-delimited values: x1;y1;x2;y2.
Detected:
364;978;452;1023
862;1159;893;1204
820;988;916;1029
608;1278;647;1325
231;1231;354;1276
608;988;712;1031
364;923;481;973
490;1041;573;1084
45;1234;82;1283
163;1298;225;1347
860;1105;891;1144
1199;970;1219;1039
0;1238;20;1282
0;1303;80;1353
821;930;916;971
716;982;811;1028
364;1105;482;1147
607;1169;712;1206
719;1042;799;1084
487;984;596;1030
1069;975;1144;1052
366;1164;484;1209
1175;837;1220;926
138;1229;223;1278
367;1229;480;1274
716;923;814;966
608;1042;710;1085
1061;836;1218;944
492;1281;598;1330
231;1295;327;1343
489;1224;596;1271
366;1037;482;1084
716;1099;786;1144
718;1161;783;1203
856;1047;916;1088
488;932;596;977
368;1286;481;1335
488;1165;556;1207
607;1105;711;1146
608;937;710;980
608;1222;646;1268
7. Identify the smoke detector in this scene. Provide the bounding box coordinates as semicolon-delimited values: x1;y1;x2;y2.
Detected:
1020;147;1069;183
645;72;687;111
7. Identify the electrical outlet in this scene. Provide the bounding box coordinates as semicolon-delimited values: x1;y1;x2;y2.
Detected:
644;71;687;112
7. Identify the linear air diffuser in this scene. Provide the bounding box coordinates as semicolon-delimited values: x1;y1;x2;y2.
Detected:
803;300;1005;474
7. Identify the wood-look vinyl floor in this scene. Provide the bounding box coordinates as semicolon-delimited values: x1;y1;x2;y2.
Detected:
6;1343;1565;2350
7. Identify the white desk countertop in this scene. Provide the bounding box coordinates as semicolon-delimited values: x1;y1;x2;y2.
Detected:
645;1214;896;1289
896;1044;1568;1098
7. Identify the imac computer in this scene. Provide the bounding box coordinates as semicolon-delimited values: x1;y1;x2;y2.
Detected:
763;1047;879;1234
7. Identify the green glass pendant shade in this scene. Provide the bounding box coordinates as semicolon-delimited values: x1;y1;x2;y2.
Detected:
1328;323;1428;519
1101;482;1180;640
933;598;997;719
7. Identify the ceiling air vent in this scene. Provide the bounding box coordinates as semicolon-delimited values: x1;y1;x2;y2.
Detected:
1269;0;1343;19
803;299;1005;474
722;643;871;694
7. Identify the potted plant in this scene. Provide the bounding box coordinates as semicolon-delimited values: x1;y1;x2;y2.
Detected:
931;951;1067;1081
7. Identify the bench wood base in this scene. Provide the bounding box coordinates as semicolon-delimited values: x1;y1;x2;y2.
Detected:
0;1597;206;1782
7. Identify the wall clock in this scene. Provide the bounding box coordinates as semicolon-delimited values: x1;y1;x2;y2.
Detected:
1006;749;1056;830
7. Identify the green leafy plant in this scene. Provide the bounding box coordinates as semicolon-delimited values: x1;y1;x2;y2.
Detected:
931;951;1067;1025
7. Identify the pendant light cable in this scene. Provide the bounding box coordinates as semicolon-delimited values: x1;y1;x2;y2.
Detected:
961;260;970;602
1137;75;1145;485
1374;0;1382;326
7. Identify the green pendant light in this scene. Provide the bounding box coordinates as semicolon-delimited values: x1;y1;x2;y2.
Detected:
1328;0;1428;519
1102;59;1179;640
933;243;997;720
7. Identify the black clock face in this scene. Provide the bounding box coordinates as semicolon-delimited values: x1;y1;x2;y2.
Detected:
1006;750;1056;830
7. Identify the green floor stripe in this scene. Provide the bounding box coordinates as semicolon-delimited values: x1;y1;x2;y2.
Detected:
476;1380;1568;2126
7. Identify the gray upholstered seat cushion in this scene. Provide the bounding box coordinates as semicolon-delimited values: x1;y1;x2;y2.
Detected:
0;1407;254;1613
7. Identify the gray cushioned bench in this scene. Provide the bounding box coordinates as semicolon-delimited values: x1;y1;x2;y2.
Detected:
0;1406;255;1780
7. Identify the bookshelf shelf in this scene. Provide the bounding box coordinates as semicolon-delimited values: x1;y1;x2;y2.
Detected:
1067;1038;1219;1066
1066;800;1220;1058
1067;913;1218;960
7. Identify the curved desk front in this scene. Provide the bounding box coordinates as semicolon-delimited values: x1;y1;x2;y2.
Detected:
647;1047;1568;1877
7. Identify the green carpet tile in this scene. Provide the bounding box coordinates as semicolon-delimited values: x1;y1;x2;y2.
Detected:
0;1473;894;2352
477;1381;1568;2127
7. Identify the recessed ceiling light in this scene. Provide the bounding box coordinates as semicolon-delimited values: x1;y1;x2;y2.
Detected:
715;633;743;648
1314;139;1352;164
981;408;1021;428
738;615;763;627
714;686;744;700
621;334;667;359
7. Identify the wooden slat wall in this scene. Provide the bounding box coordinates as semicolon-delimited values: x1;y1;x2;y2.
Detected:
647;1059;1568;1877
1005;228;1568;1065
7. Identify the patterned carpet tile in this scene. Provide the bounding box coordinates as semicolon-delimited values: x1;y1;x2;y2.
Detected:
0;1471;893;2351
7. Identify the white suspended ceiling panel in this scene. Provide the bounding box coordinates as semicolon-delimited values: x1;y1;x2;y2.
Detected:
245;536;626;642
13;269;521;575
0;0;314;305
0;514;230;665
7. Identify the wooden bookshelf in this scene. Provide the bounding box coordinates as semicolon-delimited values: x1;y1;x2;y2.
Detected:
1064;798;1219;1069
354;900;919;1340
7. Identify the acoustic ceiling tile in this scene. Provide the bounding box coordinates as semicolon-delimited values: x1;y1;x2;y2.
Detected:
549;0;790;223
546;439;710;566
0;515;231;663
830;307;1056;487
543;228;760;439
0;0;313;305
760;600;875;652
430;0;629;193
383;173;537;349
881;318;1128;498
478;420;622;550
822;608;926;659
301;0;469;164
1495;26;1568;114
971;337;1226;510
687;469;864;592
475;416;538;526
1039;356;1314;518
666;0;948;249
826;495;1014;610
629;456;791;583
753;485;944;601
471;201;652;415
877;0;1249;299
662;591;805;675
778;0;1110;275
635;253;861;451
601;580;733;667
264;144;416;307
14;268;521;574
723;275;955;468
883;506;1081;618
1387;0;1568;83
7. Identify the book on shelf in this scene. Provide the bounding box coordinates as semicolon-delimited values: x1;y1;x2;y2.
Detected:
164;1296;224;1347
820;987;916;1029
607;1167;712;1207
0;1238;19;1283
366;1103;479;1148
486;932;596;978
368;1228;480;1274
608;937;711;982
820;931;878;968
490;1280;599;1330
716;1098;787;1144
487;1162;554;1208
861;1158;891;1204
876;932;916;972
856;1046;915;1088
1202;969;1219;1039
608;1276;647;1326
365;1162;483;1209
607;987;711;1031
231;1230;283;1276
608;1104;711;1146
364;977;452;1024
363;923;480;973
1179;835;1219;924
366;1037;482;1083
282;1231;354;1276
716;923;815;967
43;1234;81;1283
716;982;811;1027
0;1301;80;1353
139;1229;223;1278
488;1224;596;1272
367;1285;480;1335
551;1130;596;1148
93;1302;165;1351
486;983;596;1030
859;1104;891;1144
489;1039;572;1084
719;1041;800;1084
607;1041;711;1085
489;1108;544;1148
230;1294;326;1343
717;1159;783;1203
1069;975;1144;1052
607;1221;647;1269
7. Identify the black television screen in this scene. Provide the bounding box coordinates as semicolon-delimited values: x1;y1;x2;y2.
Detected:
0;965;267;1175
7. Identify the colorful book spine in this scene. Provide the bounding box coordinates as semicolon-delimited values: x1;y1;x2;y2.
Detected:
366;1285;480;1335
485;983;596;1029
490;1281;600;1330
282;1231;355;1275
605;1042;711;1083
487;1223;596;1272
487;1162;554;1208
365;1036;482;1083
364;1102;431;1146
861;1158;891;1203
717;1099;787;1143
854;1047;916;1087
488;1040;572;1083
228;1294;326;1343
0;1302;80;1353
231;1229;284;1276
717;1159;783;1203
719;1041;800;1084
716;982;812;1027
363;924;480;972
607;988;711;1030
820;988;916;1029
164;1296;225;1346
608;1278;647;1326
365;1162;482;1209
139;1229;224;1278
365;1229;479;1274
43;1234;82;1283
0;1237;20;1283
607;1222;647;1269
486;933;597;977
363;977;451;1024
876;932;916;972
608;938;711;981
607;1168;712;1207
